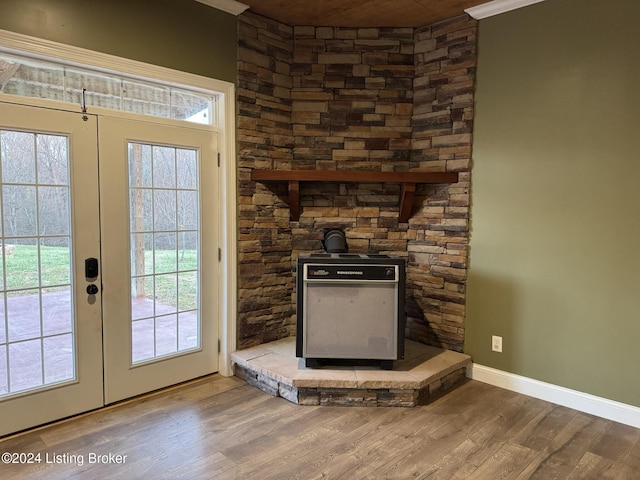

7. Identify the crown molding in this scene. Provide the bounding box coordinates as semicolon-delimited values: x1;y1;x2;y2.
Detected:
465;0;545;19
193;0;249;16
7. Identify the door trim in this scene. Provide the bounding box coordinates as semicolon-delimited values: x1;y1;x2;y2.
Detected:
0;28;237;376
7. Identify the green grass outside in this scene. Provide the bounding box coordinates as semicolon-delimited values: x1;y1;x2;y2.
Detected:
3;244;197;309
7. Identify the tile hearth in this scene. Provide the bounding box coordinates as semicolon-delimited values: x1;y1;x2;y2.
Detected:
231;338;471;407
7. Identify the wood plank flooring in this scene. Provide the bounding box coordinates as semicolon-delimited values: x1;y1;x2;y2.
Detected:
1;375;639;479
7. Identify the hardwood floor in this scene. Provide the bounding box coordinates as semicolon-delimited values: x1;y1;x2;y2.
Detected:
1;375;639;479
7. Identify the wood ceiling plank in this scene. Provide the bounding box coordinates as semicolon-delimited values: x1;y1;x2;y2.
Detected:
240;0;486;27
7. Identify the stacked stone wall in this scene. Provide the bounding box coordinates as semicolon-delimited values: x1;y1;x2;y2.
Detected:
288;25;415;259
237;13;476;352
407;16;476;350
237;13;295;348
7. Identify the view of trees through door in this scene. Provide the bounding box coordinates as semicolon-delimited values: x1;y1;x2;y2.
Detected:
128;142;201;364
0;129;74;396
0;132;204;396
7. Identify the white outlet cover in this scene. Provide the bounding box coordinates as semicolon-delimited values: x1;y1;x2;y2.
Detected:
492;335;503;352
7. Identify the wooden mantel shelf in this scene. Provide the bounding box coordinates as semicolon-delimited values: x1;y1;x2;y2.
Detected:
251;169;458;223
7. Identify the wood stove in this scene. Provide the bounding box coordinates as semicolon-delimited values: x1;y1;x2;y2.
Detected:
296;253;405;370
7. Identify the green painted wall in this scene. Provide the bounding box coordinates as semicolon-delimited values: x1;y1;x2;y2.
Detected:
0;0;238;83
467;0;640;407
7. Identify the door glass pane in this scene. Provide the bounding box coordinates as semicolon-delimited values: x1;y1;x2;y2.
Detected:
129;142;200;364
0;130;75;398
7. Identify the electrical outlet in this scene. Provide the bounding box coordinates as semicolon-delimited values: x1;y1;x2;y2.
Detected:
492;335;503;353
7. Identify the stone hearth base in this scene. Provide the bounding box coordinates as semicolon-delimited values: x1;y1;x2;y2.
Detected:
231;338;471;407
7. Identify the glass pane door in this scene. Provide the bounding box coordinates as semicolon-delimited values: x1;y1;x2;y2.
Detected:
0;102;103;437
100;116;218;404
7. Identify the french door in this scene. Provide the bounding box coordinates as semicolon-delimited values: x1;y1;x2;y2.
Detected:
0;102;218;436
100;115;218;404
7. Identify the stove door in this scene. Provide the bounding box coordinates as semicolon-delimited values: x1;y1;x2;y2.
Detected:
302;282;398;360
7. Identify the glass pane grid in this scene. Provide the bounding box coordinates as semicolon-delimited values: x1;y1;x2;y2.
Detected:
0;130;75;398
1;53;216;125
129;142;199;364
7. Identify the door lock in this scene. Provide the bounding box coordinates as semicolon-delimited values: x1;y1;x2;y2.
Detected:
85;257;99;279
86;284;99;295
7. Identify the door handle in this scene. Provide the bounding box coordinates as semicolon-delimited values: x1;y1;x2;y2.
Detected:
85;257;99;279
86;284;99;295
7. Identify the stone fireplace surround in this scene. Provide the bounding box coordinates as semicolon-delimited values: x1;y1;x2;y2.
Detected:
232;338;471;407
237;13;475;357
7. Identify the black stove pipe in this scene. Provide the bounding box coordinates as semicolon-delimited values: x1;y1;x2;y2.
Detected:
322;229;348;253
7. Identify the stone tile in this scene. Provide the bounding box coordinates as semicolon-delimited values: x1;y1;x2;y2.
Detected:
230;345;274;366
408;349;470;388
292;365;359;389
232;350;298;386
354;369;420;389
261;337;297;357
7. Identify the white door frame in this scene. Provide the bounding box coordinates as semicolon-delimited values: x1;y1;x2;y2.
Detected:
0;28;237;376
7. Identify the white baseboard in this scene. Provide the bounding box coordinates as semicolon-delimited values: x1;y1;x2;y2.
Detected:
468;364;640;429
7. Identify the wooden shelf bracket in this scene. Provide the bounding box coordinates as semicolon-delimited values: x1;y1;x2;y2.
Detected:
399;182;416;223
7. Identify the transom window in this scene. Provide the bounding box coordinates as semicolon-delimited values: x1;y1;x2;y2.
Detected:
0;53;216;125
